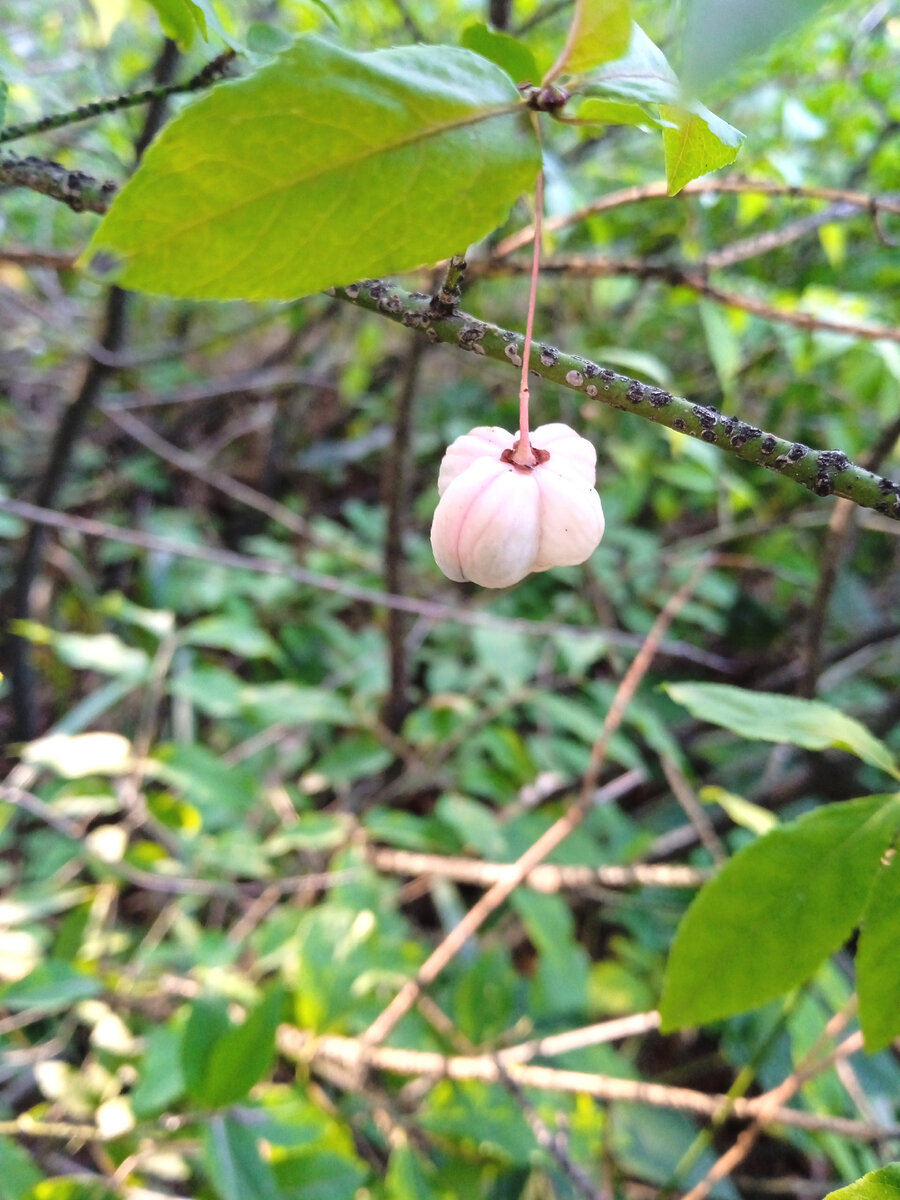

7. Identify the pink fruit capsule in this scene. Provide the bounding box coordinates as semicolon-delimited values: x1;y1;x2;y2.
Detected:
430;423;605;588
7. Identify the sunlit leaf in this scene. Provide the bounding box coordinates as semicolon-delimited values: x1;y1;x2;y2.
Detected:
821;1164;900;1200
661;102;744;194
84;36;540;300
548;0;632;80
660;795;900;1029
663;682;900;779
461;22;538;84
22;731;133;778
579;24;679;106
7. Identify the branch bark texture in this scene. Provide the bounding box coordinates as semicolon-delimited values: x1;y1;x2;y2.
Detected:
335;279;900;520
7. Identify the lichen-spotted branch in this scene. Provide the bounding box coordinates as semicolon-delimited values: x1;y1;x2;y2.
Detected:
335;278;900;520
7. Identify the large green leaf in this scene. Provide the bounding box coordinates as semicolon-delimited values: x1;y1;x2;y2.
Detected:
822;1165;900;1200
661;101;744;194
548;0;632;79
663;682;900;780
84;36;540;300
857;845;900;1052
660;795;900;1029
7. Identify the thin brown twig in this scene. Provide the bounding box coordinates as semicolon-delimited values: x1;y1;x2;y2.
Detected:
660;755;727;866
493;176;900;258
799;409;900;697
358;560;712;1048
681;1005;862;1200
482;254;900;345
0;496;729;670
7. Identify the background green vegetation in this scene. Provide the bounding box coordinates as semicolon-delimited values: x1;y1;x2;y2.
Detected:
1;1;899;1198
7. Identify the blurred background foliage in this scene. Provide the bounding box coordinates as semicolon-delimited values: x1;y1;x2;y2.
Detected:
0;0;899;1197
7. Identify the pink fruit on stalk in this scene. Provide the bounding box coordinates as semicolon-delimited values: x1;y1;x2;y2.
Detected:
430;423;605;588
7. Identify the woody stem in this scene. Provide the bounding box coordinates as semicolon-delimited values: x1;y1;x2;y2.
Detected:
512;167;545;467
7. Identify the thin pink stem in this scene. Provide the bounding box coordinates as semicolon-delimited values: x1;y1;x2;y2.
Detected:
512;168;545;467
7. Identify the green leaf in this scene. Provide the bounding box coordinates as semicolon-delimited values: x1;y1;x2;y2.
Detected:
661;101;744;194
0;80;8;132
579;24;679;106
663;682;900;780
548;0;632;79
680;0;832;90
699;786;777;836
239;682;354;727
131;1025;186;1117
195;986;285;1108
660;795;900;1029
182;995;232;1101
460;22;538;85
205;1114;283;1200
575;97;667;128
821;1165;900;1200
148;744;257;830
84;36;540;301
0;961;100;1012
0;1134;43;1200
857;845;900;1052
385;1140;438;1200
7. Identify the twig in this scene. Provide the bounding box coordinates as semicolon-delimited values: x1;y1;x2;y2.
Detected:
660;755;727;866
104;408;316;541
359;561;711;1048
0;50;236;146
483;254;900;345
0;153;117;214
0;246;78;270
335;279;900;519
430;254;468;317
382;336;426;731
493;176;900;258
495;1057;608;1200
799;410;900;696
277;1029;900;1140
681;1006;862;1200
0;496;730;669
366;846;711;892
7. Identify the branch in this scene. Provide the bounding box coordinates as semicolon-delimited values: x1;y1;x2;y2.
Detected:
0;153;117;214
494;175;900;257
365;846;711;892
277;1027;900;1141
480;254;900;344
334;280;900;520
0;50;236;146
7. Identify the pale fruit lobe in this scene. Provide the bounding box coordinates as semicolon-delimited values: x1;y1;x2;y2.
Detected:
430;423;605;588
